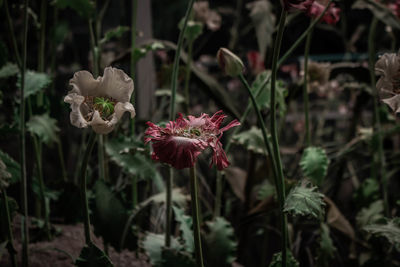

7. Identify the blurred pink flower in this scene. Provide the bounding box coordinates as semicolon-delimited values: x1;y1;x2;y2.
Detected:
283;0;340;25
144;111;240;170
282;0;314;12
307;1;340;25
247;51;265;75
375;52;400;113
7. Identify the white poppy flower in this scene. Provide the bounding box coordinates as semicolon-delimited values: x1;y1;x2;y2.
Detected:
64;67;136;134
375;52;400;114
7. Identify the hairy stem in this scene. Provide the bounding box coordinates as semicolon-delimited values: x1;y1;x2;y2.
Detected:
80;132;97;245
166;0;196;247
20;1;30;266
303;25;314;147
190;166;204;267
368;17;389;216
270;9;288;267
130;0;138;135
1;187;18;267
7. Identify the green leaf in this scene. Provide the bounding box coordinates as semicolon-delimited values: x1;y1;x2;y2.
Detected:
17;71;51;98
54;0;95;19
172;206;194;253
352;0;400;30
106;137;159;179
75;243;113;267
269;250;299;267
284;181;325;220
317;223;337;264
0;159;11;188
0;63;19;79
247;0;275;57
203;217;237;267
300;147;329;186
155;89;185;104
232;126;268;155
0;150;20;184
257;180;276;200
162;248;196;267
353;178;380;207
364;218;400;251
26;113;60;145
100;26;130;45
356;200;384;228
133;42;165;62
92;180;135;250
141;233;181;266
179;19;203;41
250;71;287;116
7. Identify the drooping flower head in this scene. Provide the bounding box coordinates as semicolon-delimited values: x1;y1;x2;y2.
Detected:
144;111;240;170
282;0;340;25
375;51;400;113
64;67;136;134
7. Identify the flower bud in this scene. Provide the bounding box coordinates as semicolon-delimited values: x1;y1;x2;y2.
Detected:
217;48;244;77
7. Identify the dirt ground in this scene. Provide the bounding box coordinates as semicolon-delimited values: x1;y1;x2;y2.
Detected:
0;216;151;267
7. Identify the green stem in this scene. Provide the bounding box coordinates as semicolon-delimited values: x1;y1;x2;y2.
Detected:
130;0;138;135
98;135;105;181
190;166;204;267
1;187;18;267
183;39;194;114
169;0;195;120
303;25;313;147
368;17;389;216
20;1;29;266
224;0;334;154
165;0;195;247
4;0;21;68
239;74;279;188
132;175;137;209
37;0;47;106
57;140;68;182
88;20;99;77
214;169;222;218
165;168;173;247
80;132;97;245
270;9;288;267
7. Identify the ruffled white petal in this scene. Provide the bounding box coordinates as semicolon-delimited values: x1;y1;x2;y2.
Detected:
64;93;89;129
97;67;134;102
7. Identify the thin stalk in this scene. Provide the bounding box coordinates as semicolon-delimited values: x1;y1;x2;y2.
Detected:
166;0;196;247
223;0;334;154
132;175;137;209
57;140;68;182
88;20;99;77
239;74;279;187
183;39;194;114
37;0;47;106
20;0;29;266
4;0;21;68
214;168;222;218
165;168;173;247
270;9;288;267
130;0;138;135
190;166;204;267
98;135;105;181
303;25;313;147
368;17;389;216
1;187;18;267
80;132;97;245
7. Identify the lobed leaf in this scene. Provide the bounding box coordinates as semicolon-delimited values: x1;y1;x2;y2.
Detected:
203;217;237;266
17;71;51;99
75;243;113;267
232;126;268;155
284;182;325;220
364;217;400;251
300;147;329;186
100;26;130;45
26;113;60;145
0;63;19;79
269;250;299;267
0;150;20;184
317;223;337;264
141;233;181;266
356;200;384;228
172;206;194;253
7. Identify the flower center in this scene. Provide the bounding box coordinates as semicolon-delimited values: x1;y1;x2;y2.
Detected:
84;96;116;120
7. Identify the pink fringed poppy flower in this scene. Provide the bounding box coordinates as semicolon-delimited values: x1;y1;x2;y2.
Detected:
282;0;340;25
307;0;340;25
144;111;240;170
